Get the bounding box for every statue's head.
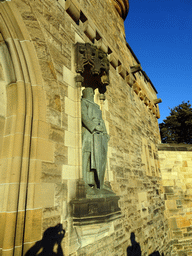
[82,87,94,101]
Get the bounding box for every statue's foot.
[85,184,100,196]
[100,184,115,195]
[88,184,95,188]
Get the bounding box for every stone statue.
[81,87,109,189]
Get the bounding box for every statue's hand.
[95,125,104,132]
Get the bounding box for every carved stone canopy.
[75,43,109,94]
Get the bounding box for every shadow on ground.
[25,223,65,256]
[127,232,164,256]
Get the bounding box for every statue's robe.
[81,98,108,187]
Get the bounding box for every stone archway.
[0,2,47,255]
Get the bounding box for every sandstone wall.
[159,144,192,256]
[0,0,171,255]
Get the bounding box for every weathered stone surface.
[159,144,192,256]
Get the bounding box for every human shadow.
[127,232,141,256]
[25,223,65,256]
[149,251,164,256]
[126,233,165,256]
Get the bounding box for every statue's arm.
[81,100,97,133]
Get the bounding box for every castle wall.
[0,0,171,255]
[159,144,192,256]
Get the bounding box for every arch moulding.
[0,1,46,255]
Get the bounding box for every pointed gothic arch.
[0,2,47,255]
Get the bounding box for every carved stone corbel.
[138,91,145,101]
[108,53,119,69]
[65,0,80,23]
[130,64,142,74]
[156,105,160,119]
[153,98,162,105]
[132,81,141,95]
[144,96,150,106]
[126,73,135,87]
[126,64,141,87]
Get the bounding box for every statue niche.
[76,43,110,192]
[70,43,121,226]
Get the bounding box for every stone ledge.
[158,143,192,151]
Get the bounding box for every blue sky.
[124,0,192,123]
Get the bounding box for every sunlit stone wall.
[159,144,192,256]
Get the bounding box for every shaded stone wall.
[159,144,192,256]
[0,0,172,255]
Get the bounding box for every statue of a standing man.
[81,87,109,189]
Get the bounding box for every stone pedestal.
[70,180,121,226]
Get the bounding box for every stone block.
[65,130,77,147]
[65,97,76,117]
[75,32,85,43]
[68,146,81,166]
[34,183,55,208]
[180,167,187,172]
[41,162,62,183]
[182,161,188,167]
[168,218,178,230]
[68,179,77,200]
[1,249,14,256]
[68,85,78,102]
[0,158,9,183]
[28,159,42,183]
[49,125,64,143]
[176,216,191,228]
[4,115,16,136]
[47,107,62,126]
[0,213,5,247]
[108,53,118,68]
[32,85,47,122]
[24,209,42,243]
[63,66,75,86]
[96,38,108,53]
[30,138,54,162]
[117,64,126,79]
[162,180,174,186]
[1,212,16,250]
[6,183,22,212]
[68,115,80,133]
[62,165,78,180]
[172,231,183,239]
[54,143,68,165]
[165,200,177,210]
[65,0,80,23]
[138,192,147,203]
[32,120,50,139]
[83,20,96,41]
